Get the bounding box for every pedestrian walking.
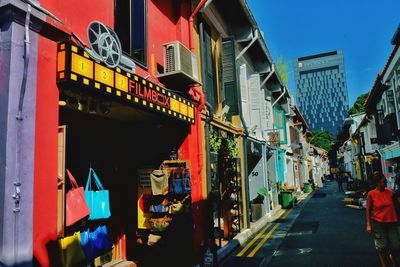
[366,172,399,267]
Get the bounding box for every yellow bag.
[59,232,86,267]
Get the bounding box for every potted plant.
[250,187,268,221]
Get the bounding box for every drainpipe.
[272,86,286,107]
[190,86,206,176]
[189,0,208,51]
[235,29,259,61]
[260,64,275,88]
[13,4,31,264]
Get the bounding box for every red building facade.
[0,0,205,266]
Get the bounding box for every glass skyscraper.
[294,50,349,137]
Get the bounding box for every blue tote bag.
[85,168,111,220]
[80,225,112,261]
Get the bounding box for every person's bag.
[150,170,168,195]
[65,169,90,226]
[59,232,86,267]
[85,168,111,220]
[80,225,113,261]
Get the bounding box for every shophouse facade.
[292,106,311,192]
[0,0,207,266]
[194,1,297,261]
[364,25,400,179]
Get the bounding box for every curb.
[216,205,289,263]
[215,206,282,263]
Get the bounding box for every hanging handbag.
[150,170,168,195]
[80,225,113,261]
[85,168,111,220]
[171,168,184,194]
[65,169,90,226]
[171,168,191,195]
[183,169,191,193]
[59,232,86,267]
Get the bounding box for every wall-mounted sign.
[56,42,195,124]
[273,108,287,144]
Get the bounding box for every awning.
[56,41,196,124]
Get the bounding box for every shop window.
[115,0,147,68]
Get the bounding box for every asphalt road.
[220,181,380,267]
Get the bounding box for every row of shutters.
[201,22,273,132]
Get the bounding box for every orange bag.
[66,169,90,226]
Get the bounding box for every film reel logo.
[85,21,136,73]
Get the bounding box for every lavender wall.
[0,18,38,266]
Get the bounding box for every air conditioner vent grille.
[165,45,176,73]
[178,42,192,76]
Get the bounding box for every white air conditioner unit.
[158,41,199,87]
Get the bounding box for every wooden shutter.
[240,64,250,125]
[222,37,239,118]
[201,23,216,110]
[248,74,261,134]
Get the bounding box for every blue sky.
[247,0,400,106]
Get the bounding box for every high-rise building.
[294,50,349,137]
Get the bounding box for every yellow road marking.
[236,210,286,256]
[248,223,280,257]
[247,208,294,257]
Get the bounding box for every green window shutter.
[200,22,216,111]
[222,37,239,118]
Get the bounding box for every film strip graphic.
[56,41,195,124]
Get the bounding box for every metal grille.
[165,45,176,73]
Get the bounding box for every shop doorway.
[58,99,192,265]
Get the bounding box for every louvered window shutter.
[240,64,250,125]
[240,64,248,102]
[222,37,239,119]
[248,74,261,134]
[201,23,216,110]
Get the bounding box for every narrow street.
[220,181,380,267]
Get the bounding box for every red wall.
[33,0,114,264]
[33,36,59,267]
[34,0,203,265]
